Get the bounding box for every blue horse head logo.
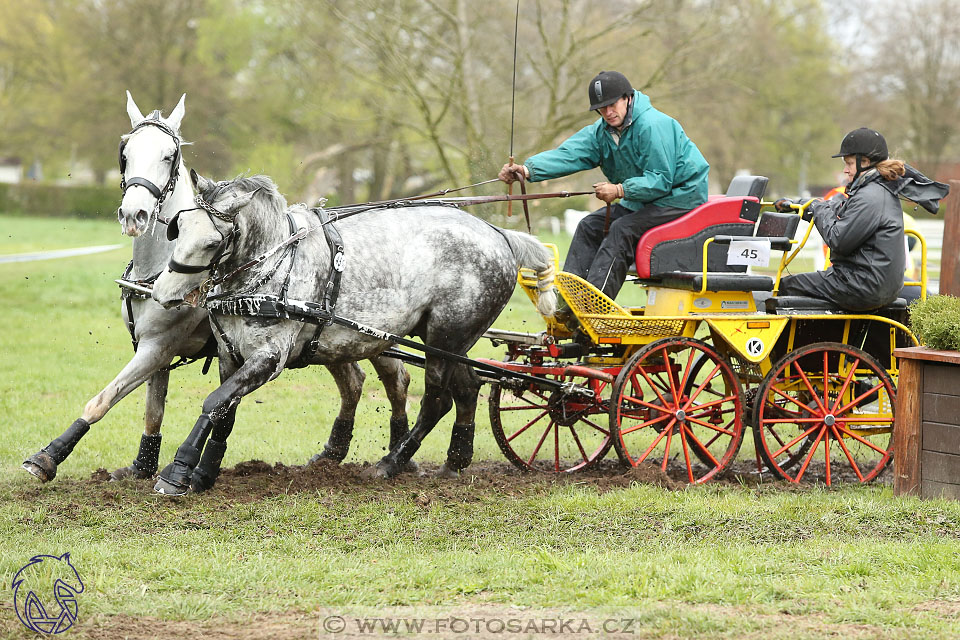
[12,553,84,635]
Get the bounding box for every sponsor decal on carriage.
[720,299,750,309]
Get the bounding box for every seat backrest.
[635,196,760,278]
[726,175,769,199]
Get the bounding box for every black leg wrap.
[155,414,212,496]
[190,439,227,493]
[23,418,91,482]
[130,432,163,476]
[388,416,410,450]
[445,422,476,471]
[387,431,422,468]
[319,417,355,463]
[48,418,91,464]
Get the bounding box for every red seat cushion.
[634,196,759,278]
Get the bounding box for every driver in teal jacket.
[499,70,709,309]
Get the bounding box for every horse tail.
[499,230,558,317]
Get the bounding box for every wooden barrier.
[893,346,960,499]
[939,180,960,295]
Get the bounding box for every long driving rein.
[118,111,182,226]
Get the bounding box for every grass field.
[1,213,959,639]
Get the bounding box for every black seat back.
[755,211,800,240]
[726,175,769,199]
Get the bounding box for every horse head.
[152,171,269,309]
[118,90,187,237]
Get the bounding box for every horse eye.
[205,240,221,250]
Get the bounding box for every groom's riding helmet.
[832,127,888,181]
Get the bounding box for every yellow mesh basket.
[554,272,688,343]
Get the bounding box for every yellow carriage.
[487,176,923,484]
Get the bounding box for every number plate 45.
[727,240,771,267]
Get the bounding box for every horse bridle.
[118,111,182,225]
[166,192,239,276]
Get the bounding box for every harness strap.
[208,312,243,369]
[302,207,343,362]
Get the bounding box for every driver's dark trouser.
[563,203,689,300]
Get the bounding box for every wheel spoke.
[794,427,826,483]
[630,418,675,463]
[833,423,891,455]
[554,422,560,472]
[635,365,669,407]
[620,412,673,435]
[683,424,721,468]
[792,361,828,414]
[621,392,676,414]
[684,361,723,408]
[834,381,886,416]
[677,347,698,400]
[578,416,611,436]
[829,357,860,413]
[679,423,695,483]
[770,422,822,459]
[662,423,674,471]
[661,346,681,402]
[525,419,555,465]
[685,394,736,415]
[768,384,818,414]
[568,425,590,463]
[507,409,550,442]
[824,426,832,486]
[686,415,736,436]
[830,424,865,482]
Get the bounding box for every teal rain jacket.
[524,91,709,211]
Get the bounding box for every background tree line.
[1,0,957,218]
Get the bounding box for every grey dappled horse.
[150,173,557,495]
[22,93,411,491]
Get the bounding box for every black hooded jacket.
[781,164,948,311]
[806,169,906,310]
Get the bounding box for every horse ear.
[224,190,258,213]
[191,168,212,192]
[167,93,186,131]
[126,90,144,126]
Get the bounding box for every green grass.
[2,214,960,639]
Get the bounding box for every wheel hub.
[675,409,687,422]
[823,414,836,427]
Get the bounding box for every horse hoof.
[435,463,462,479]
[402,459,420,474]
[22,452,56,483]
[109,464,153,482]
[308,450,344,466]
[154,462,191,496]
[153,476,188,496]
[373,460,400,479]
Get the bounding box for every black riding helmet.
[588,71,633,111]
[832,128,888,161]
[832,127,888,181]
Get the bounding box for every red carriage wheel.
[609,337,745,484]
[752,342,895,485]
[489,368,614,473]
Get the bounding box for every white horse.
[149,172,556,495]
[22,93,412,490]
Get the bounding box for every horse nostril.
[117,208,124,223]
[135,210,149,227]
